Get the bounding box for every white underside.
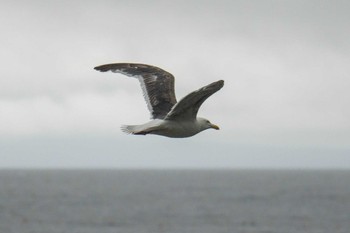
[121,119,204,138]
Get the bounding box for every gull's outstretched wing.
[94,63,177,119]
[165,80,224,121]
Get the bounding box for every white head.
[197,117,220,132]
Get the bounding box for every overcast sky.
[1,0,349,169]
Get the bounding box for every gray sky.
[1,0,349,169]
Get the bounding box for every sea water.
[0,170,349,233]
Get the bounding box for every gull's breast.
[152,120,200,138]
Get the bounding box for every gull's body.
[121,117,213,138]
[94,63,224,138]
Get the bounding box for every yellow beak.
[210,123,220,130]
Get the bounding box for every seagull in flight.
[94,63,224,138]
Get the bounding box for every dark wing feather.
[94,63,177,119]
[165,80,224,121]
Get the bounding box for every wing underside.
[94,63,177,119]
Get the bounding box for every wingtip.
[215,80,224,87]
[94,65,105,72]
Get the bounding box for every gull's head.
[197,117,220,131]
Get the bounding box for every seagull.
[94,63,224,138]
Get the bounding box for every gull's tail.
[121,125,148,135]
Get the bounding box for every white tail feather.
[121,125,147,135]
[121,125,136,134]
[121,120,163,135]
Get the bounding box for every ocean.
[0,170,349,233]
